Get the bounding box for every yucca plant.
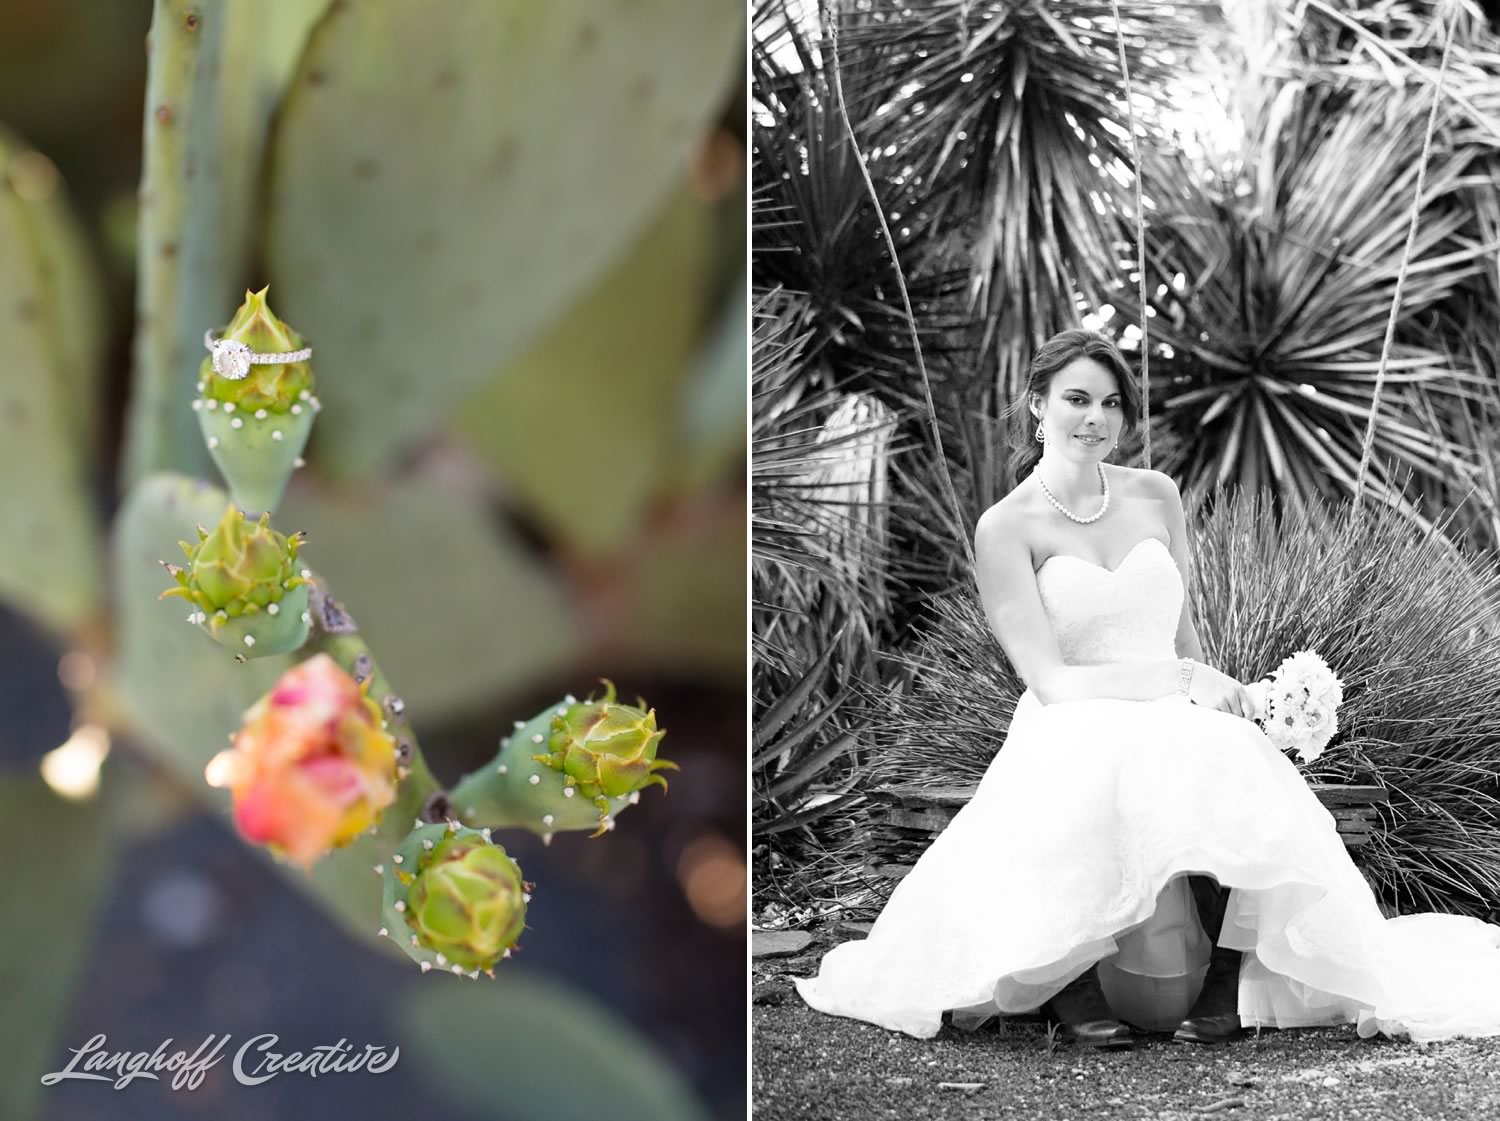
[751,0,973,404]
[1111,16,1500,527]
[845,488,1500,920]
[751,0,1225,591]
[829,0,1219,400]
[1289,0,1494,72]
[751,279,899,902]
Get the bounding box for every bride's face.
[1031,358,1125,457]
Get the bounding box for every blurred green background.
[0,2,747,1119]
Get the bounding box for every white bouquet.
[1244,650,1345,763]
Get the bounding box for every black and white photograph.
[751,0,1500,1116]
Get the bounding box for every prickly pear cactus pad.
[195,287,317,514]
[276,463,581,719]
[450,685,675,839]
[380,821,529,976]
[207,653,399,869]
[159,503,311,656]
[264,0,743,477]
[451,182,716,556]
[123,0,327,486]
[0,127,104,634]
[3,0,733,1090]
[0,124,105,454]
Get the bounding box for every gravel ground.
[753,959,1500,1121]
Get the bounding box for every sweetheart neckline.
[1036,536,1170,576]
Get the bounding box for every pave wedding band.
[203,328,313,381]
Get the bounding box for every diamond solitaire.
[204,328,312,381]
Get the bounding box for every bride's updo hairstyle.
[1006,327,1141,483]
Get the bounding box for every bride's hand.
[1186,663,1257,720]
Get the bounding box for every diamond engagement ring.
[203,329,313,381]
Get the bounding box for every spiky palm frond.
[750,286,825,575]
[752,2,975,403]
[1290,0,1498,73]
[751,634,867,874]
[751,279,902,885]
[751,286,900,608]
[828,0,1221,396]
[1112,78,1499,521]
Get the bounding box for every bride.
[794,328,1500,1047]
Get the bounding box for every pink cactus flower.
[212,654,398,868]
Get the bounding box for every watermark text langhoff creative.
[40,1033,399,1090]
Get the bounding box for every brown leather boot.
[1043,965,1132,1050]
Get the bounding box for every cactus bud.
[206,654,398,868]
[159,504,310,655]
[449,683,676,838]
[382,823,526,972]
[197,287,316,514]
[533,681,675,837]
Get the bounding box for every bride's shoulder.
[1108,464,1181,503]
[974,485,1042,553]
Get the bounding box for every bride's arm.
[974,506,1184,705]
[1152,471,1206,663]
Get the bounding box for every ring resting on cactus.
[194,287,318,515]
[159,503,311,656]
[203,325,314,381]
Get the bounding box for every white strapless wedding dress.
[795,537,1500,1042]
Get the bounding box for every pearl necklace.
[1037,464,1110,524]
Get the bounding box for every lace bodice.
[1035,537,1182,666]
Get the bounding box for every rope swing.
[1109,1,1153,470]
[821,1,978,572]
[1352,13,1455,529]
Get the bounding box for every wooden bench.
[864,782,1389,881]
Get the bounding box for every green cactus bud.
[381,822,527,975]
[195,287,317,514]
[448,684,676,840]
[159,504,310,656]
[533,681,676,838]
